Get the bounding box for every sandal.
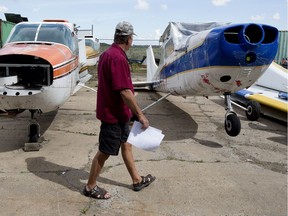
[83,185,111,199]
[133,174,156,191]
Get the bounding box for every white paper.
[127,121,165,152]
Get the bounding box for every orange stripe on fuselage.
[53,56,79,78]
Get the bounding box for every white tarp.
[160,22,229,51]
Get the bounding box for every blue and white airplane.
[134,22,279,137]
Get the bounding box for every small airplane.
[231,62,288,122]
[78,36,101,67]
[0,19,91,144]
[134,22,279,137]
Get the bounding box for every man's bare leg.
[121,142,142,184]
[86,151,110,189]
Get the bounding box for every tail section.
[132,46,160,89]
[146,45,158,82]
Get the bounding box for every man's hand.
[120,89,149,129]
[138,114,149,129]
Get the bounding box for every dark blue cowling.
[160,23,279,79]
[209,23,279,66]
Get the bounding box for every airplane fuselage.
[151,23,278,97]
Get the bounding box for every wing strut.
[76,82,97,92]
[142,93,171,112]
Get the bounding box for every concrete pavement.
[0,77,287,216]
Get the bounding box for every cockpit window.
[8,24,38,42]
[6,23,78,55]
[37,24,67,45]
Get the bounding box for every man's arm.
[120,89,149,129]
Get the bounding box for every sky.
[0,0,287,45]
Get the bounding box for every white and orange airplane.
[0,19,91,143]
[135,22,279,136]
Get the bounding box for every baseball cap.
[115,21,136,36]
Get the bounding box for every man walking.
[83,21,156,199]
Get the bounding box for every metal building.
[275,30,288,65]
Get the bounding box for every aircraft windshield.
[8,24,38,42]
[7,23,71,47]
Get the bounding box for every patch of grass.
[100,43,161,61]
[80,205,90,215]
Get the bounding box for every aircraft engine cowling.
[207,23,279,67]
[0,54,53,88]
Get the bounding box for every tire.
[245,100,261,121]
[225,113,241,137]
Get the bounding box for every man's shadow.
[26,157,131,192]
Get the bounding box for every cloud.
[0,5,8,12]
[273,12,280,20]
[211,0,231,6]
[134,0,149,11]
[250,14,265,21]
[160,4,168,11]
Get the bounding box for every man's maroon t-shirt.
[96,43,134,123]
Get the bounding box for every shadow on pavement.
[0,110,58,152]
[26,157,130,193]
[137,91,198,141]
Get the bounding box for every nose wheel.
[23,110,41,151]
[224,93,241,137]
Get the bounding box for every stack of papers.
[127,121,165,152]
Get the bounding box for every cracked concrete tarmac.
[0,74,287,216]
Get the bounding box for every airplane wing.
[233,62,288,121]
[133,80,161,89]
[236,86,288,113]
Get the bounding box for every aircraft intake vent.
[242,24,264,44]
[261,25,279,44]
[223,24,278,46]
[223,26,242,44]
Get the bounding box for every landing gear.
[224,93,241,137]
[28,110,40,142]
[245,101,261,121]
[23,110,41,151]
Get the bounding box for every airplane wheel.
[224,113,241,137]
[245,101,261,121]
